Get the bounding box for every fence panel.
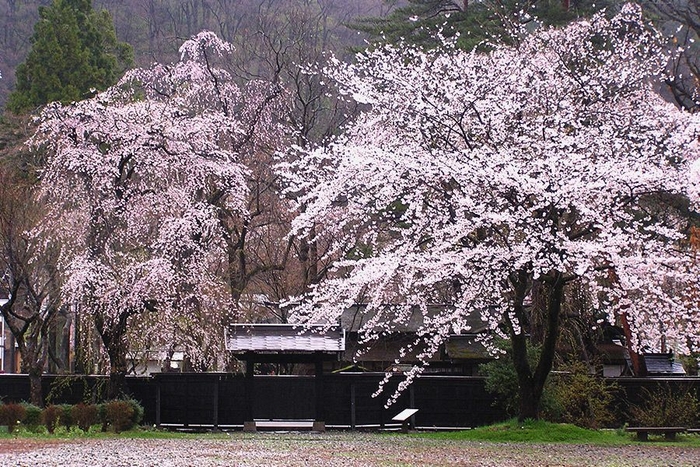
[252,376,316,420]
[1,374,698,429]
[413,376,506,427]
[217,374,247,426]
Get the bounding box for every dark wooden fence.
[0,373,505,428]
[142,373,507,429]
[1,373,698,429]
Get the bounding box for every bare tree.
[645,0,700,112]
[0,168,60,405]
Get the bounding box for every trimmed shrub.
[126,399,144,427]
[103,400,135,433]
[22,403,43,431]
[98,403,107,432]
[72,403,99,432]
[1,403,26,433]
[58,404,73,430]
[630,385,699,427]
[42,405,63,434]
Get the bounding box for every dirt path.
[0,432,698,466]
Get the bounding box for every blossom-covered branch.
[282,5,700,418]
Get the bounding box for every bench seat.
[625,426,687,441]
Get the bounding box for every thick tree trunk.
[508,270,566,421]
[106,342,128,399]
[20,353,44,407]
[18,332,48,407]
[28,370,43,407]
[518,382,540,420]
[96,311,131,399]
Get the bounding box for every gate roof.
[226,324,345,353]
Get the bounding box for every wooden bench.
[392,408,419,433]
[625,426,687,441]
[248,419,324,432]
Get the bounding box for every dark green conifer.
[7,0,132,114]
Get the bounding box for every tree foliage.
[283,5,700,419]
[6,0,132,114]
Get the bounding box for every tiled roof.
[226,324,345,353]
[597,342,629,363]
[444,335,491,360]
[643,353,686,375]
[340,304,490,333]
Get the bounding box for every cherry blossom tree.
[282,5,700,419]
[32,32,260,396]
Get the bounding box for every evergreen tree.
[350,0,619,50]
[6,0,132,114]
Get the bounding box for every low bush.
[546,362,617,429]
[42,405,62,434]
[0,403,26,433]
[630,385,699,427]
[126,399,144,427]
[58,404,73,430]
[103,400,135,433]
[22,403,43,432]
[72,403,99,432]
[0,399,143,435]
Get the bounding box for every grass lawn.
[2,419,699,446]
[417,419,700,446]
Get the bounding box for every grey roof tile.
[226,324,345,352]
[644,353,686,375]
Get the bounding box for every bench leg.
[312,421,326,432]
[636,431,648,441]
[665,432,676,441]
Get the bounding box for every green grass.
[0,424,240,440]
[2,420,700,448]
[416,419,700,446]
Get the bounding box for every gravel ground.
[1,432,699,466]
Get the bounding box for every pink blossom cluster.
[282,5,700,403]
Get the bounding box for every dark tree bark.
[507,269,568,421]
[95,308,135,399]
[0,170,59,407]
